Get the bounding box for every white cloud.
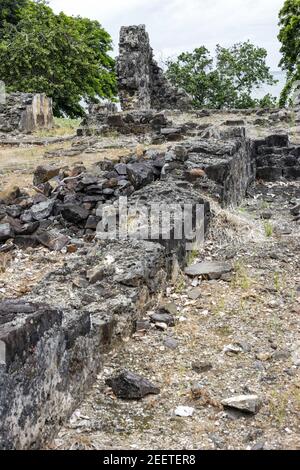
[48,0,284,69]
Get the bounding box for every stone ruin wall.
[1,23,300,450]
[2,124,300,448]
[0,93,53,134]
[116,25,192,111]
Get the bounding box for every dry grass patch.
[0,253,12,273]
[0,142,132,196]
[208,200,266,247]
[33,117,80,137]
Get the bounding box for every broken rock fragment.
[33,164,60,186]
[35,229,69,251]
[291,342,300,366]
[192,361,213,373]
[86,264,115,284]
[106,370,160,399]
[160,302,178,316]
[0,223,14,242]
[163,337,179,350]
[222,395,262,415]
[126,162,154,189]
[223,343,244,355]
[30,200,54,221]
[290,203,300,216]
[185,261,233,280]
[188,287,202,300]
[61,205,90,225]
[150,311,175,326]
[14,221,39,236]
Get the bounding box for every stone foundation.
[78,109,170,136]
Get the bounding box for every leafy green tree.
[0,0,27,29]
[165,47,218,107]
[166,41,277,109]
[0,0,116,117]
[215,42,277,108]
[278,0,300,106]
[258,93,278,109]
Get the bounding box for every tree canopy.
[0,0,116,117]
[278,0,300,106]
[166,42,277,109]
[0,0,27,29]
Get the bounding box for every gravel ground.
[47,181,300,450]
[0,246,66,300]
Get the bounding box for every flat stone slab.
[221,395,262,414]
[0,135,75,147]
[150,312,175,326]
[185,261,232,279]
[188,287,202,300]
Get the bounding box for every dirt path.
[47,180,300,451]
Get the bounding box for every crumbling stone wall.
[0,93,53,134]
[255,134,300,180]
[0,179,210,448]
[78,109,170,136]
[117,25,191,111]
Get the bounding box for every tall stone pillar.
[117,25,152,111]
[117,25,192,112]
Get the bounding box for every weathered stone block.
[33,165,60,186]
[0,93,53,134]
[0,223,13,241]
[256,167,283,181]
[126,162,155,189]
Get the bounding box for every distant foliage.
[258,93,278,109]
[166,42,277,109]
[0,0,116,117]
[278,0,300,106]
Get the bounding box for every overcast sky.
[48,0,284,70]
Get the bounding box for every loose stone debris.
[221,395,262,415]
[175,406,195,417]
[192,361,213,374]
[185,261,233,279]
[105,371,160,399]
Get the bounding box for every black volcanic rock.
[106,370,160,399]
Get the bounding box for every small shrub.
[232,261,252,290]
[264,221,273,237]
